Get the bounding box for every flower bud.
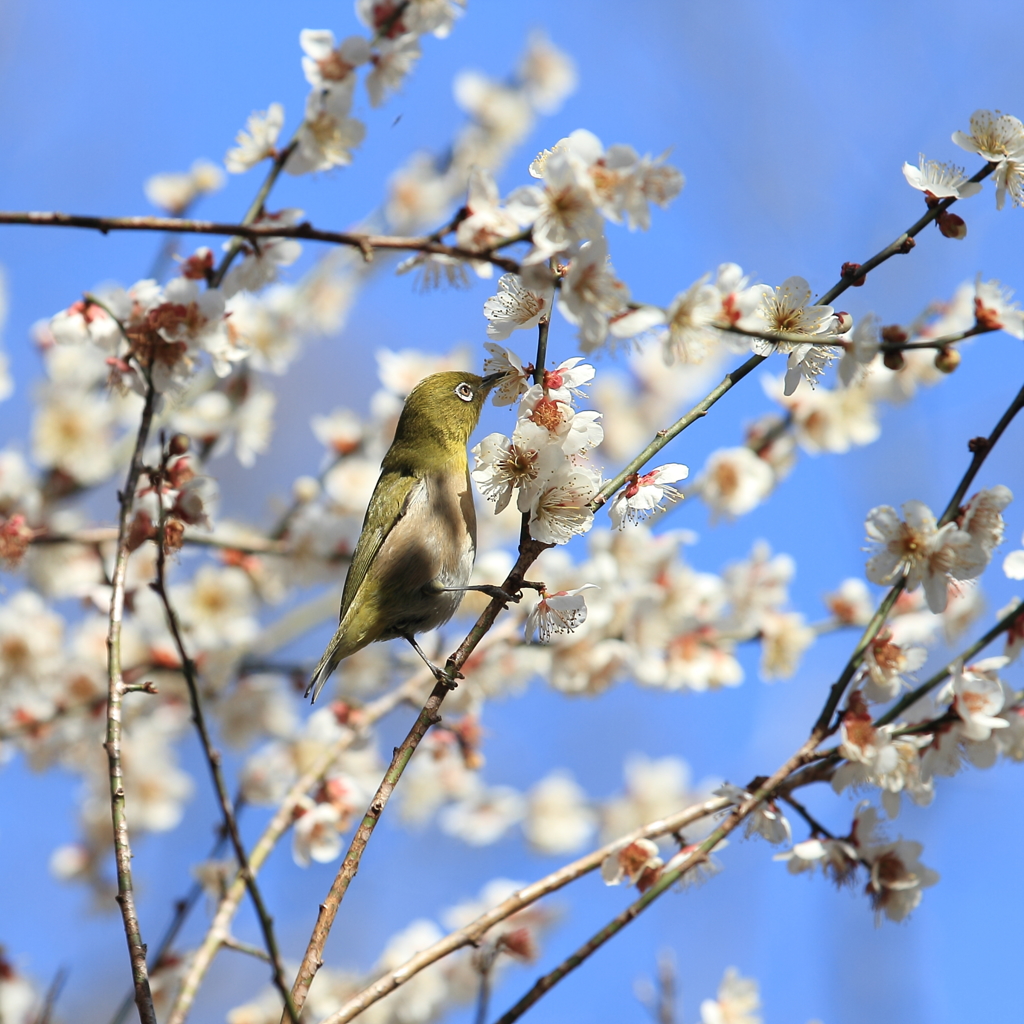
[292,475,320,503]
[835,311,854,334]
[880,325,908,345]
[883,349,905,371]
[840,262,866,286]
[169,433,191,456]
[934,346,961,373]
[937,211,967,239]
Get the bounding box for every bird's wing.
[338,470,421,622]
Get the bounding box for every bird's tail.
[306,629,361,703]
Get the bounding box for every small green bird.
[306,370,506,702]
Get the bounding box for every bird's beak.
[480,371,507,391]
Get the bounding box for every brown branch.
[104,376,159,1024]
[0,211,521,274]
[317,796,731,1024]
[150,444,300,1024]
[164,661,466,1024]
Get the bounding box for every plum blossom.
[662,274,719,363]
[902,154,982,199]
[485,272,557,339]
[518,31,577,114]
[714,783,791,844]
[608,464,688,529]
[952,109,1024,209]
[225,103,285,173]
[455,168,521,277]
[472,424,564,514]
[481,342,533,403]
[525,585,597,642]
[699,967,761,1024]
[557,238,630,351]
[862,630,927,702]
[939,657,1011,742]
[601,837,662,888]
[746,276,838,394]
[773,837,860,884]
[528,466,600,544]
[439,783,526,845]
[865,501,972,612]
[366,33,422,107]
[292,800,344,867]
[824,577,874,626]
[973,278,1024,338]
[144,160,225,214]
[285,87,365,176]
[523,771,596,854]
[861,835,939,923]
[506,145,603,262]
[298,30,370,90]
[221,210,304,297]
[696,446,775,519]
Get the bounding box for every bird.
[306,369,507,702]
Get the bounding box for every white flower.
[662,274,719,363]
[439,784,526,845]
[773,837,859,882]
[170,565,258,650]
[49,298,123,350]
[144,160,225,214]
[506,147,602,261]
[482,274,552,340]
[482,342,533,404]
[455,167,521,277]
[860,836,939,923]
[557,238,630,352]
[366,33,422,107]
[225,103,285,173]
[974,278,1024,339]
[838,312,880,386]
[518,31,577,114]
[746,276,837,395]
[955,484,1012,577]
[528,466,600,544]
[600,837,662,887]
[285,86,365,175]
[609,464,688,528]
[523,771,596,854]
[221,210,304,297]
[902,154,982,199]
[700,967,762,1024]
[525,584,597,642]
[1005,532,1024,580]
[952,108,1024,161]
[759,611,815,680]
[865,501,971,612]
[949,107,1024,208]
[714,783,791,845]
[943,657,1011,742]
[472,425,564,514]
[602,755,700,840]
[32,389,115,484]
[862,630,927,702]
[293,801,343,867]
[696,446,774,519]
[299,30,370,90]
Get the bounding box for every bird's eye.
[455,382,474,402]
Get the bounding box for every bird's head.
[383,370,506,473]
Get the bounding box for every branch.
[492,735,823,1024]
[317,796,730,1024]
[0,211,522,274]
[150,448,300,1024]
[284,318,556,1020]
[104,375,159,1024]
[165,664,462,1024]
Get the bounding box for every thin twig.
[221,936,273,963]
[317,796,731,1024]
[164,666,445,1024]
[151,444,300,1024]
[32,965,68,1024]
[104,375,159,1024]
[0,211,521,274]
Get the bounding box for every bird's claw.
[476,584,520,604]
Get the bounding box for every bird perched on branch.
[307,370,507,702]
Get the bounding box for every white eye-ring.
[455,382,474,402]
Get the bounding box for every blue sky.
[2,2,1024,1023]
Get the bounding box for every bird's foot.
[521,579,546,593]
[444,583,521,605]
